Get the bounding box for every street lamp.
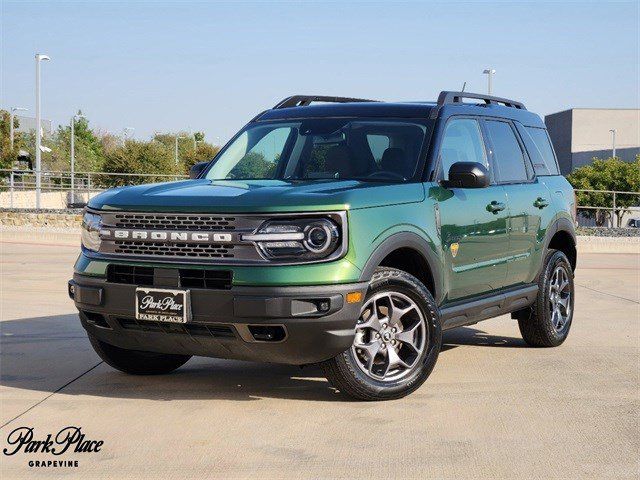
[70,112,85,204]
[35,53,50,209]
[122,127,135,145]
[175,135,188,165]
[482,68,496,95]
[10,107,28,149]
[609,129,617,158]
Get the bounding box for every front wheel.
[321,267,441,401]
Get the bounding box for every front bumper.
[70,274,368,365]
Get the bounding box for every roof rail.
[430,91,526,118]
[273,95,379,109]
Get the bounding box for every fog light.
[346,292,362,304]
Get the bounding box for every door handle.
[533,197,549,209]
[486,200,506,214]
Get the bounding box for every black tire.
[321,267,441,401]
[518,249,575,347]
[88,333,191,375]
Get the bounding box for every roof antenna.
[461,81,467,92]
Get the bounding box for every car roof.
[258,102,437,120]
[256,97,545,128]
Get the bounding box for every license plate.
[135,288,191,323]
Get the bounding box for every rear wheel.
[518,249,575,347]
[88,333,191,375]
[321,267,441,401]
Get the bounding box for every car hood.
[88,179,425,213]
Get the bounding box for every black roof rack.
[431,91,526,118]
[273,95,379,109]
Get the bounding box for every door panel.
[503,180,554,285]
[435,185,510,302]
[483,119,552,287]
[433,117,510,304]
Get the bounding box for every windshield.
[204,118,428,182]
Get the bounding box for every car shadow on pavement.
[442,326,527,351]
[1,314,525,404]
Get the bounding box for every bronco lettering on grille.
[100,229,233,243]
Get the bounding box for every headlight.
[243,217,342,261]
[81,211,102,252]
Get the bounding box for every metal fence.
[1,170,638,228]
[0,169,188,209]
[574,189,640,228]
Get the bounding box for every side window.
[439,119,488,180]
[525,127,560,175]
[485,120,529,183]
[366,134,390,164]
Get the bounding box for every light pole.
[35,53,50,209]
[482,68,496,95]
[175,135,187,165]
[122,127,135,145]
[609,129,617,158]
[10,107,28,149]
[70,112,85,204]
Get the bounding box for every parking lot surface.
[1,231,638,479]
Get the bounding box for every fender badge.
[450,242,459,258]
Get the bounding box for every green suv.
[70,91,577,400]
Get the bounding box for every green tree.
[54,112,105,172]
[567,156,640,227]
[100,139,181,187]
[227,152,275,179]
[3,111,107,175]
[0,109,30,170]
[181,142,220,174]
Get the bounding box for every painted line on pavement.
[0,361,103,430]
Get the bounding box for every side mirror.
[442,162,490,189]
[189,161,209,179]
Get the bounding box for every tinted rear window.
[524,127,560,175]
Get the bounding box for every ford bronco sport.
[70,91,577,400]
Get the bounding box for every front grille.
[113,213,237,231]
[107,265,154,286]
[113,241,235,258]
[179,269,233,289]
[117,318,236,338]
[107,265,233,290]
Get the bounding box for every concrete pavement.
[0,232,638,479]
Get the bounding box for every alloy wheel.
[351,291,427,382]
[549,265,572,331]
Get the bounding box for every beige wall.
[0,190,102,209]
[571,109,639,153]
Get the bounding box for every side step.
[439,285,538,331]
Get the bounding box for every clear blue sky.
[2,1,638,142]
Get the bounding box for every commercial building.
[544,109,639,174]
